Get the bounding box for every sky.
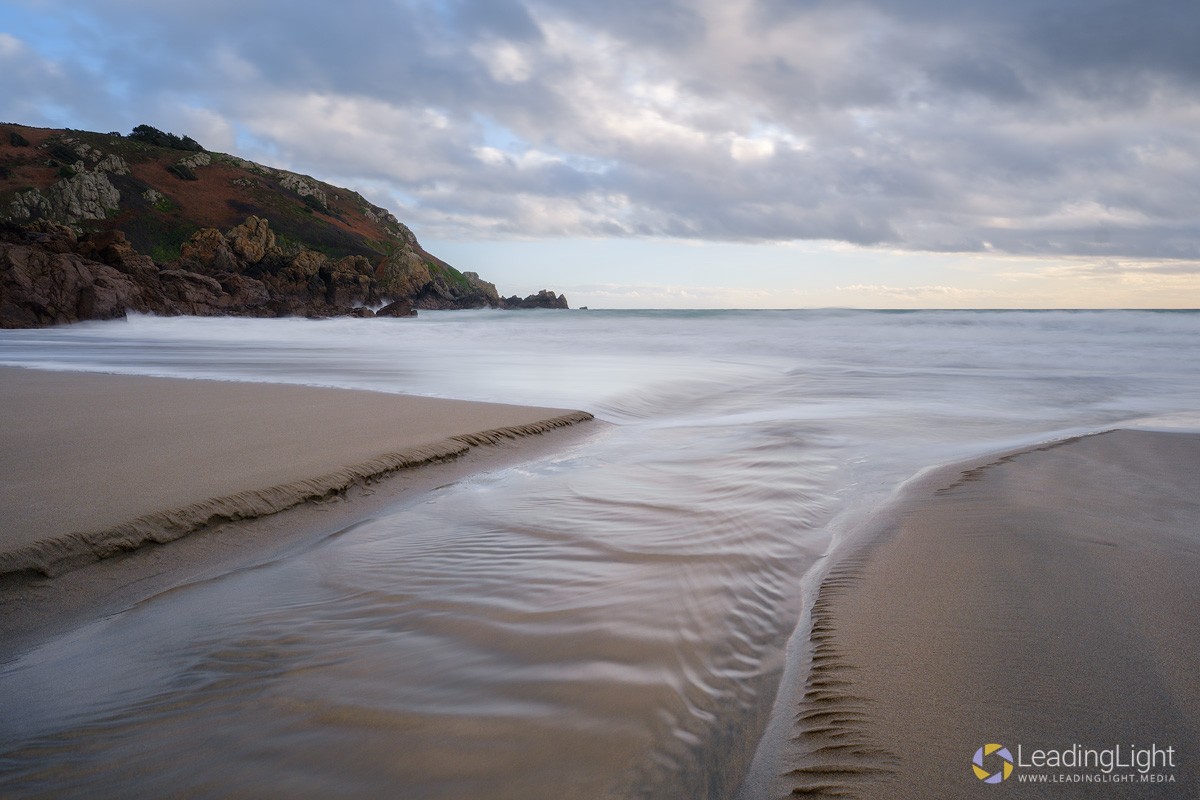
[3,0,1199,308]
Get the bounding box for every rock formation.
[503,289,570,309]
[0,123,573,327]
[8,165,121,224]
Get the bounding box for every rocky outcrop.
[95,154,130,176]
[502,289,570,309]
[216,273,271,309]
[463,271,501,305]
[358,196,419,245]
[0,237,146,327]
[222,155,276,177]
[177,152,211,171]
[77,230,158,280]
[377,248,432,299]
[374,251,509,310]
[179,215,282,277]
[157,270,226,315]
[179,227,239,273]
[1,220,265,325]
[7,190,52,223]
[53,137,129,174]
[2,123,572,327]
[282,248,327,283]
[326,256,375,307]
[7,164,121,224]
[1,212,573,327]
[226,215,278,264]
[279,173,328,209]
[377,299,417,317]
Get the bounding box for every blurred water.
[1,309,1198,798]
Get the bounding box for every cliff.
[0,123,569,327]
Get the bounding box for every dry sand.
[779,429,1200,799]
[0,367,593,579]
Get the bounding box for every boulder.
[157,270,225,315]
[78,230,157,279]
[216,273,270,310]
[20,220,79,254]
[377,248,432,298]
[327,256,374,306]
[284,249,328,281]
[0,242,144,327]
[179,228,239,274]
[377,299,417,317]
[225,215,277,264]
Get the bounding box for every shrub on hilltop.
[127,124,205,152]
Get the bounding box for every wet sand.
[779,429,1200,798]
[0,367,593,579]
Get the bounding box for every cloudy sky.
[4,0,1199,307]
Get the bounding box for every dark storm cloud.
[4,0,1200,259]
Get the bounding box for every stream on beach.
[1,309,1199,798]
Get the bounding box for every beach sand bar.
[0,367,592,578]
[781,429,1200,798]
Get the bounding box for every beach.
[779,429,1200,798]
[1,310,1199,798]
[0,366,595,646]
[0,366,593,579]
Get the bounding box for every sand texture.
[0,367,592,578]
[780,429,1200,799]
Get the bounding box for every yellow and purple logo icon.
[973,743,1015,783]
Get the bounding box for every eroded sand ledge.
[778,429,1200,799]
[0,367,593,578]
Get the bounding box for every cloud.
[0,32,111,125]
[1026,257,1200,278]
[4,0,1200,261]
[836,283,986,299]
[566,281,776,308]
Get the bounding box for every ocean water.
[1,309,1198,798]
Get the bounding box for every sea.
[1,309,1198,798]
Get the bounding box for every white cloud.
[837,284,984,298]
[729,135,774,161]
[0,32,24,58]
[566,281,776,308]
[471,39,534,83]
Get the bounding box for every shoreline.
[0,367,595,580]
[0,418,602,657]
[774,428,1200,798]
